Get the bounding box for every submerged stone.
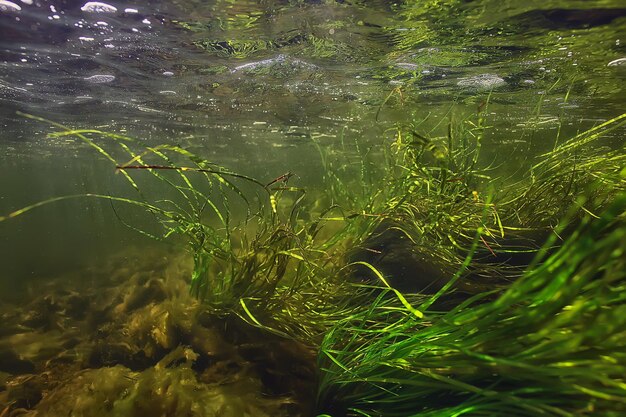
[6,374,44,409]
[348,221,453,294]
[0,347,35,374]
[86,341,151,370]
[121,278,168,312]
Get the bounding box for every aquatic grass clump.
[316,194,626,417]
[2,113,367,343]
[2,106,625,416]
[4,110,623,335]
[339,105,626,294]
[312,106,520,295]
[508,113,626,227]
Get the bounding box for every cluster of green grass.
[2,108,624,415]
[309,108,625,416]
[316,193,625,416]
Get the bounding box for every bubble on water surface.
[231,54,318,75]
[457,73,506,90]
[607,58,626,66]
[84,74,115,83]
[394,63,419,71]
[0,0,21,12]
[80,2,117,13]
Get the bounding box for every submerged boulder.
[36,351,298,417]
[349,219,557,301]
[5,373,45,409]
[119,278,168,313]
[0,347,35,374]
[348,220,453,294]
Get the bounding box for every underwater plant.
[1,107,624,416]
[315,192,626,416]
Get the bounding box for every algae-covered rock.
[86,341,151,370]
[21,296,61,330]
[37,349,297,417]
[2,250,310,416]
[35,366,135,416]
[5,374,45,409]
[349,220,453,294]
[0,347,35,375]
[119,278,168,313]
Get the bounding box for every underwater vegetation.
[1,106,625,416]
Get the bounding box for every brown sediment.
[0,248,316,416]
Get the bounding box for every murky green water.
[0,0,624,303]
[0,1,625,415]
[1,0,624,285]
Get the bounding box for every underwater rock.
[0,313,31,337]
[34,359,297,417]
[121,278,168,312]
[0,347,35,374]
[350,220,563,299]
[187,323,230,361]
[149,309,179,351]
[63,292,91,320]
[34,366,135,416]
[22,296,61,330]
[61,337,81,350]
[237,338,317,414]
[6,374,45,409]
[85,306,113,330]
[349,221,453,294]
[86,341,151,371]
